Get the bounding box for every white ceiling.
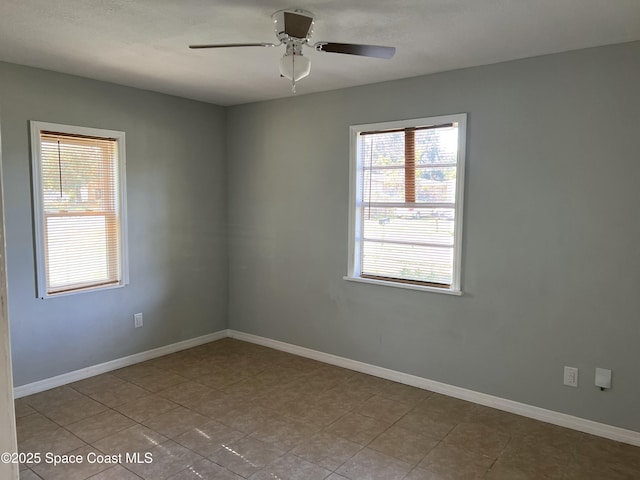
[1,0,639,106]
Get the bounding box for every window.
[346,114,466,295]
[30,122,128,298]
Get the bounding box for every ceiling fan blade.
[189,43,277,49]
[314,42,395,59]
[284,11,313,38]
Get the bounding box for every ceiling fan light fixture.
[279,52,311,82]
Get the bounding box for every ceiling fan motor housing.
[272,9,315,43]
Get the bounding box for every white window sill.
[343,276,463,296]
[39,282,126,300]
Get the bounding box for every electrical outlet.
[564,366,578,387]
[134,313,143,328]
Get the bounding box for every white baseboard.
[227,329,640,447]
[13,329,229,398]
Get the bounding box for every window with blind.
[346,114,466,294]
[30,122,128,298]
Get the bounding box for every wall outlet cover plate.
[595,368,612,389]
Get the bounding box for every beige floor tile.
[443,422,510,457]
[248,453,332,480]
[111,363,163,383]
[86,465,142,479]
[114,394,179,423]
[176,386,230,408]
[167,458,243,479]
[325,475,349,480]
[16,413,59,442]
[31,445,111,480]
[252,366,307,387]
[516,423,584,454]
[403,467,443,479]
[18,469,43,480]
[70,374,126,396]
[252,386,302,417]
[314,385,373,410]
[324,413,390,445]
[170,361,224,380]
[167,356,203,371]
[273,355,324,372]
[89,382,150,408]
[19,426,86,457]
[185,393,244,421]
[174,420,245,457]
[222,379,277,401]
[157,381,216,406]
[93,424,168,456]
[144,354,190,372]
[484,461,544,480]
[499,439,569,479]
[208,436,284,478]
[576,433,640,469]
[343,373,393,395]
[292,431,363,471]
[304,365,354,385]
[288,388,333,406]
[124,440,203,480]
[563,452,639,480]
[37,395,108,426]
[469,405,534,436]
[413,394,478,423]
[130,371,189,393]
[192,368,253,390]
[65,410,136,443]
[143,407,210,438]
[368,425,439,465]
[285,372,341,395]
[395,409,457,440]
[419,443,494,480]
[237,363,273,378]
[22,386,85,412]
[249,415,318,451]
[600,459,640,479]
[336,447,412,480]
[14,399,37,418]
[357,394,412,424]
[214,405,272,434]
[378,382,431,406]
[282,401,350,428]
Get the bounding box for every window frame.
[345,113,467,295]
[30,121,129,299]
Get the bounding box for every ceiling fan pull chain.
[292,53,297,93]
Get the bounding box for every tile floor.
[14,338,640,479]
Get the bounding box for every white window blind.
[348,114,466,293]
[31,122,128,298]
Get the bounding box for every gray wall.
[226,41,640,431]
[0,62,228,387]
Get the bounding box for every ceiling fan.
[189,8,396,92]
